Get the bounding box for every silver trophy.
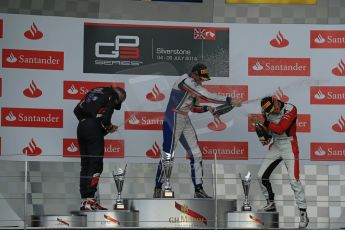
[162,154,174,198]
[112,164,127,210]
[239,171,252,211]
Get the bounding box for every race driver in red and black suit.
[153,63,242,198]
[74,86,126,211]
[251,96,309,228]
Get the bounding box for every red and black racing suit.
[74,86,121,199]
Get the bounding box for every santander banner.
[248,57,310,76]
[310,86,345,104]
[63,139,124,158]
[2,49,64,70]
[247,114,311,133]
[201,85,248,103]
[63,81,125,100]
[124,111,164,130]
[310,30,345,48]
[1,107,63,128]
[1,14,345,165]
[198,141,248,160]
[311,143,345,161]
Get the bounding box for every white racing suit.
[257,102,307,210]
[155,74,229,188]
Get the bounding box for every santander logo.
[24,22,43,40]
[2,49,64,70]
[311,142,345,161]
[67,84,78,95]
[63,81,125,100]
[22,138,42,156]
[272,87,289,102]
[146,141,161,158]
[125,111,164,130]
[312,88,326,100]
[23,80,42,98]
[146,84,165,102]
[207,117,227,131]
[199,141,248,160]
[6,53,17,63]
[67,142,79,153]
[63,139,80,157]
[1,107,63,128]
[311,30,345,48]
[314,146,326,156]
[270,31,289,48]
[332,115,345,132]
[128,113,140,125]
[310,86,345,104]
[312,34,326,44]
[332,59,345,76]
[5,111,16,121]
[248,57,310,76]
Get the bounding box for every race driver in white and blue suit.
[153,63,242,198]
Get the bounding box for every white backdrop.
[0,13,344,164]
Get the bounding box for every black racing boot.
[152,187,162,198]
[194,185,212,198]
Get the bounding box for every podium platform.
[128,198,237,228]
[227,211,279,228]
[75,210,139,227]
[33,198,285,228]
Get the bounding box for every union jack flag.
[194,28,206,39]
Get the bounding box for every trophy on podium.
[162,154,174,198]
[112,164,127,210]
[239,171,252,211]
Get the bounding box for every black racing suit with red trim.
[257,101,307,210]
[155,74,231,189]
[74,86,120,199]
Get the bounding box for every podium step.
[76,210,139,227]
[226,211,279,228]
[31,215,86,227]
[128,198,237,228]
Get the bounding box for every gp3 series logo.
[95,35,139,59]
